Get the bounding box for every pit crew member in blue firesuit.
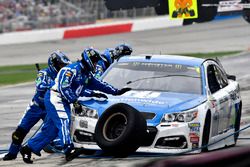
[3,51,71,161]
[94,44,133,79]
[94,48,115,79]
[20,48,131,163]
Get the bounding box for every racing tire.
[154,0,169,15]
[172,11,178,18]
[95,103,147,157]
[234,102,242,143]
[201,110,211,152]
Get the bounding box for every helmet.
[114,44,133,58]
[103,48,115,68]
[48,50,71,73]
[81,48,105,73]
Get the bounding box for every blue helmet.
[81,48,105,73]
[103,48,115,67]
[48,50,71,73]
[114,44,133,59]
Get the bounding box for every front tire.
[201,111,211,152]
[234,102,242,143]
[95,103,147,157]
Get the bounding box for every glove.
[92,92,108,99]
[116,87,131,95]
[73,101,82,114]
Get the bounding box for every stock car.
[71,54,242,156]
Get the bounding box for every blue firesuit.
[7,67,56,157]
[27,61,119,155]
[94,60,107,79]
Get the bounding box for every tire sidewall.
[95,103,146,155]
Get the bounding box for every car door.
[206,62,230,137]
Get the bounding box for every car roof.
[118,54,205,67]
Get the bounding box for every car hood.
[78,90,207,126]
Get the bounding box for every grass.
[0,63,47,86]
[0,51,242,86]
[183,51,241,58]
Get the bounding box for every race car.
[71,54,242,156]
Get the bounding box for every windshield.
[103,62,202,94]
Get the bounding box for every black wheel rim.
[103,112,127,142]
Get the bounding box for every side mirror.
[227,74,236,81]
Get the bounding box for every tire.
[201,111,211,152]
[154,0,169,15]
[95,103,147,157]
[234,102,242,143]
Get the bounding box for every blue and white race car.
[71,54,242,156]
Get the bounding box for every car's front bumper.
[71,115,202,154]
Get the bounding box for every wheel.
[172,11,178,18]
[154,0,169,15]
[234,102,242,143]
[201,111,211,152]
[95,103,147,157]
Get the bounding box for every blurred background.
[0,0,248,33]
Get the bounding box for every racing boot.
[20,145,33,164]
[2,153,17,161]
[65,144,85,161]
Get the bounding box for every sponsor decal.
[192,143,199,149]
[188,123,200,128]
[62,80,69,87]
[65,71,72,77]
[80,120,88,128]
[126,91,161,98]
[189,133,200,143]
[109,97,165,105]
[36,77,42,85]
[218,0,242,12]
[171,124,179,127]
[169,0,198,19]
[38,73,43,77]
[189,123,200,137]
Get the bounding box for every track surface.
[0,17,250,166]
[0,17,249,66]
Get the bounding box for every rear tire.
[95,103,147,157]
[201,111,211,152]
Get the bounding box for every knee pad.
[12,127,28,145]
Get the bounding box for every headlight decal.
[75,105,98,119]
[161,109,198,123]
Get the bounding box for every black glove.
[92,92,108,99]
[73,101,82,114]
[116,87,132,95]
